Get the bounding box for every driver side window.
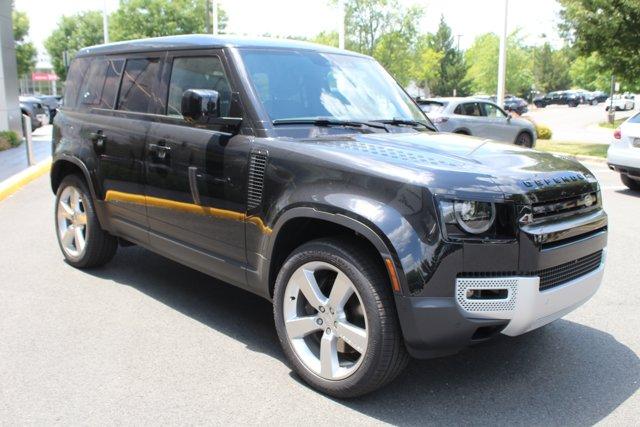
[166,56,231,117]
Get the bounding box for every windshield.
[239,48,428,126]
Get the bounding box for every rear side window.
[63,58,91,108]
[78,58,124,109]
[455,102,482,116]
[166,56,232,117]
[117,58,162,113]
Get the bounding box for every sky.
[14,0,565,66]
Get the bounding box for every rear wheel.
[273,238,409,398]
[515,131,533,148]
[591,99,598,106]
[55,174,118,268]
[621,174,640,191]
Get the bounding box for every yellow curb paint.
[0,158,52,202]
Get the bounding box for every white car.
[605,94,635,111]
[608,112,640,190]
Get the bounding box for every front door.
[144,50,250,286]
[479,102,517,143]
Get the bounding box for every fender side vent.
[247,152,267,209]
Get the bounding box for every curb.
[0,157,52,202]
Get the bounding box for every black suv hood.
[296,132,598,203]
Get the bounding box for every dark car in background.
[19,96,48,131]
[34,95,62,124]
[503,95,528,115]
[534,90,582,108]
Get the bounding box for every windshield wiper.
[272,117,389,131]
[373,118,436,131]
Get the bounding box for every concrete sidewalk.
[0,125,52,182]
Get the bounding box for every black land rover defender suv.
[51,36,607,398]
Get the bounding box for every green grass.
[599,117,627,129]
[535,140,608,158]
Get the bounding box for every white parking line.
[600,185,627,191]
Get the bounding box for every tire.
[273,238,409,398]
[621,174,640,191]
[55,174,118,268]
[515,131,533,148]
[591,99,598,106]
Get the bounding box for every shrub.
[536,124,553,140]
[0,130,20,151]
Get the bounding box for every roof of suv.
[77,34,365,57]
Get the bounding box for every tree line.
[12,0,640,97]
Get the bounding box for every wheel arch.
[264,207,399,299]
[51,155,99,201]
[453,128,471,135]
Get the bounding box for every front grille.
[459,250,603,291]
[538,250,603,290]
[532,192,598,219]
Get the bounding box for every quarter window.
[78,58,124,109]
[117,58,162,113]
[63,58,91,109]
[166,56,232,117]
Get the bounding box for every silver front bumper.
[455,249,606,336]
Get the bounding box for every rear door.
[453,102,485,136]
[143,49,251,285]
[78,54,164,243]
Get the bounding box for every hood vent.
[247,152,267,209]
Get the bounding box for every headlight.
[439,199,497,235]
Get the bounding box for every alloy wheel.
[57,186,88,259]
[283,261,368,381]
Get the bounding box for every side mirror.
[507,113,512,122]
[181,89,220,122]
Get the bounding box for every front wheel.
[621,174,640,191]
[515,131,533,148]
[273,238,409,398]
[55,174,118,268]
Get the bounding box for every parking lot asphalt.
[525,104,636,145]
[0,125,52,182]
[0,164,638,425]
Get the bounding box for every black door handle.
[148,143,171,160]
[89,130,107,151]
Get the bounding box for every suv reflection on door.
[51,35,608,398]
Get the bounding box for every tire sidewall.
[273,242,387,396]
[54,175,97,267]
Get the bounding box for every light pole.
[338,0,345,49]
[102,0,109,43]
[496,0,509,107]
[212,0,218,35]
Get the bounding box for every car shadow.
[88,246,638,425]
[615,188,640,198]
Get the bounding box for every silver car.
[418,97,537,147]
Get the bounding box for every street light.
[338,0,345,49]
[496,0,509,107]
[102,0,109,43]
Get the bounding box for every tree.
[44,11,104,80]
[110,0,227,42]
[559,0,640,84]
[12,10,37,77]
[531,43,572,92]
[339,0,422,85]
[465,31,533,97]
[412,36,443,95]
[569,52,613,92]
[311,31,339,47]
[426,16,470,96]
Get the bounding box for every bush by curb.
[0,131,20,151]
